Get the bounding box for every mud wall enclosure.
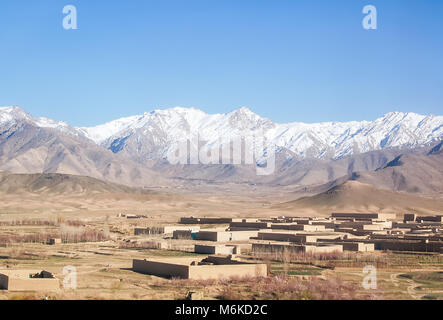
[0,270,60,291]
[132,257,268,280]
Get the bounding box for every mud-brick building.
[0,270,60,291]
[133,255,268,280]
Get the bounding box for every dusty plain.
[0,185,441,300]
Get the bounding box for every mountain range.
[0,105,442,193]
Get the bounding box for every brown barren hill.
[0,171,151,195]
[275,180,443,215]
[351,152,443,194]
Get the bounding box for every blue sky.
[0,0,442,126]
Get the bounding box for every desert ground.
[0,239,441,300]
[0,182,441,300]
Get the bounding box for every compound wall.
[194,245,235,255]
[0,271,59,291]
[196,231,258,242]
[188,264,267,280]
[132,259,190,278]
[132,258,268,280]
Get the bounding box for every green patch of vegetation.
[400,271,443,290]
[271,263,322,276]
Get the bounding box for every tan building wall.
[257,232,341,243]
[194,245,235,255]
[362,224,385,231]
[196,231,258,242]
[0,270,60,291]
[332,213,396,220]
[229,222,271,229]
[337,221,391,230]
[257,231,300,242]
[133,259,190,278]
[231,243,252,254]
[311,222,336,228]
[252,242,342,255]
[358,243,375,252]
[231,218,260,223]
[338,242,375,252]
[304,244,343,254]
[0,274,8,290]
[164,225,200,234]
[5,279,60,291]
[271,224,326,232]
[188,264,267,280]
[173,230,193,240]
[48,238,62,245]
[252,242,305,254]
[132,257,268,280]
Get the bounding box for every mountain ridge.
[1,105,442,192]
[1,105,442,164]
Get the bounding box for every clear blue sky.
[0,0,442,126]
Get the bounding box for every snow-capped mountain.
[0,105,442,188]
[77,106,277,163]
[75,106,443,162]
[1,105,442,164]
[0,106,166,186]
[0,106,84,138]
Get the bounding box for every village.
[0,211,441,299]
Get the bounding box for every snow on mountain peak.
[0,105,24,112]
[233,106,254,114]
[0,105,33,125]
[0,106,84,138]
[75,107,442,161]
[1,105,442,161]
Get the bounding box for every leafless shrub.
[0,232,58,245]
[217,274,361,300]
[0,219,56,226]
[0,227,109,245]
[60,225,109,243]
[119,240,163,250]
[252,247,404,269]
[64,220,85,227]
